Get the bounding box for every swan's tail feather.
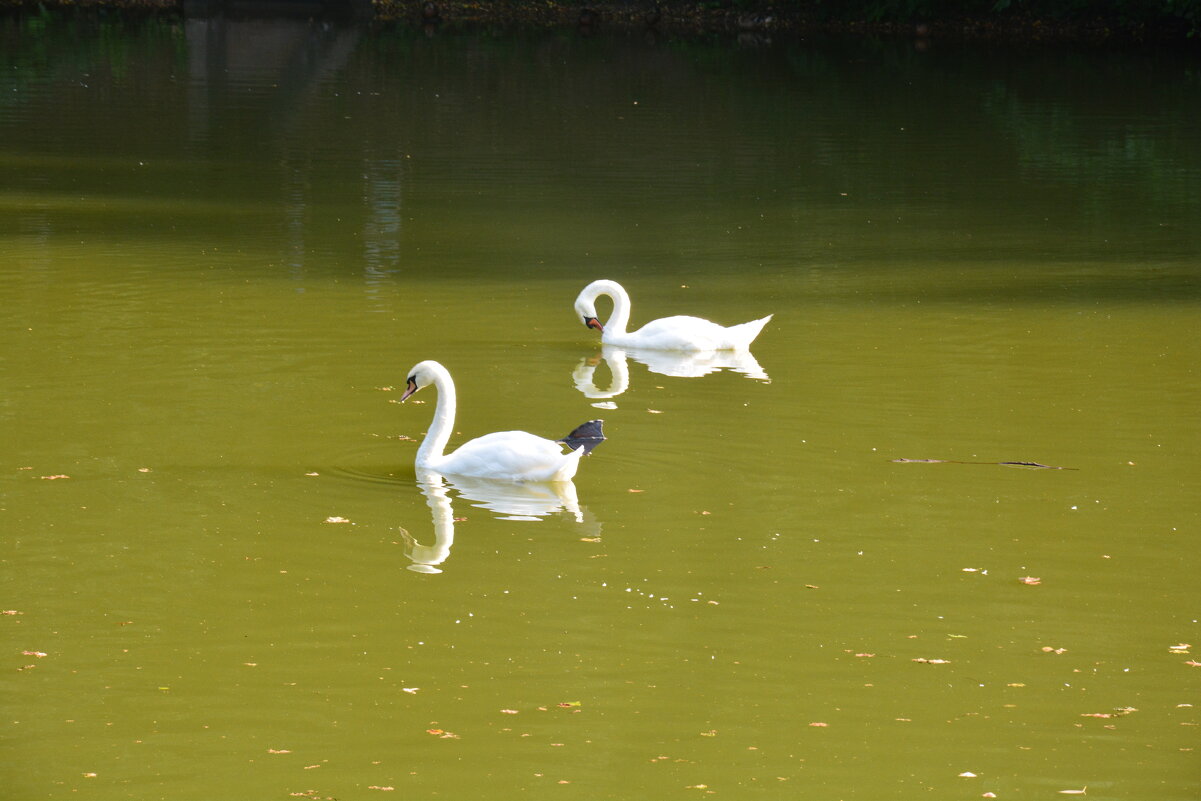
[728,313,772,347]
[560,419,605,455]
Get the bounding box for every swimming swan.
[400,360,604,482]
[574,279,772,352]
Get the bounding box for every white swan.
[574,279,772,352]
[400,360,604,482]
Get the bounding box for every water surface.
[1,13,1199,801]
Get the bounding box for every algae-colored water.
[1,14,1198,801]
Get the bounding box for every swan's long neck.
[594,280,632,335]
[416,364,456,467]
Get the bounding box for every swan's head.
[400,360,440,402]
[573,288,604,333]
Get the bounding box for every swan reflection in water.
[573,345,770,401]
[401,468,597,573]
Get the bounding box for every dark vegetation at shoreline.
[0,0,1198,40]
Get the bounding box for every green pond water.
[1,13,1199,801]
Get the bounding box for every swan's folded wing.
[442,430,582,481]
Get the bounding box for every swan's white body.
[574,279,772,352]
[401,360,589,482]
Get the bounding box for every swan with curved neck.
[574,279,772,352]
[400,360,603,482]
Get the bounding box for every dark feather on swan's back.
[560,419,605,454]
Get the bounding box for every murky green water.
[2,12,1199,801]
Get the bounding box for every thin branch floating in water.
[891,458,1076,470]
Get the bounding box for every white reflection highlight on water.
[402,468,594,574]
[572,345,770,401]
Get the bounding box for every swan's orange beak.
[400,378,419,402]
[584,316,603,332]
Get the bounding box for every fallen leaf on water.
[1041,647,1068,654]
[83,773,97,778]
[579,537,602,543]
[1018,576,1041,585]
[558,701,582,708]
[628,489,644,493]
[808,722,828,727]
[804,584,820,589]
